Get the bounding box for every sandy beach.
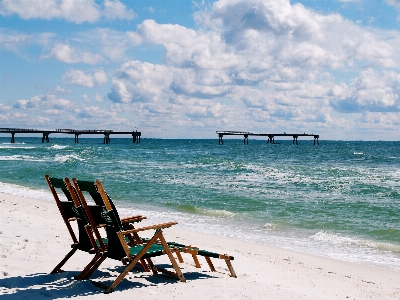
[1,192,399,299]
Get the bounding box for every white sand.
[1,192,399,299]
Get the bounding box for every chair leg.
[50,246,78,274]
[204,256,216,272]
[77,254,106,280]
[173,248,184,263]
[182,247,201,268]
[225,259,237,278]
[158,233,186,282]
[191,253,201,268]
[140,259,151,272]
[146,258,158,275]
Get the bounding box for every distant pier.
[216,131,319,145]
[0,128,141,144]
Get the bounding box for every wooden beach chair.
[74,178,236,278]
[45,175,103,275]
[66,178,150,280]
[72,178,186,293]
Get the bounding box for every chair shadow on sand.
[0,266,216,298]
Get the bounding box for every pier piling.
[292,135,298,145]
[132,132,141,143]
[103,132,111,144]
[42,132,50,143]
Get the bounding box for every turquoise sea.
[0,137,399,271]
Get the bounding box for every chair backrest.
[45,175,93,252]
[64,177,107,253]
[73,178,127,260]
[72,179,123,221]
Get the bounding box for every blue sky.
[1,0,399,140]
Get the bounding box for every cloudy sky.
[1,0,399,140]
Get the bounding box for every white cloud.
[63,69,108,87]
[51,85,73,94]
[0,103,12,112]
[0,0,100,23]
[136,19,239,70]
[95,93,104,102]
[103,0,135,20]
[0,0,135,23]
[386,0,400,21]
[81,94,90,102]
[14,94,71,110]
[93,70,107,84]
[7,87,127,128]
[80,28,129,61]
[386,0,400,8]
[108,61,173,103]
[0,30,58,63]
[331,69,400,112]
[0,29,31,52]
[41,42,104,64]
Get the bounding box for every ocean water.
[0,137,399,271]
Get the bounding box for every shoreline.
[0,182,400,272]
[1,192,400,299]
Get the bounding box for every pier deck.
[0,128,141,144]
[216,131,319,145]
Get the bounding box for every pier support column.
[11,132,15,143]
[104,133,110,144]
[293,135,298,145]
[132,131,140,143]
[132,132,137,143]
[314,135,319,145]
[74,134,80,143]
[267,135,275,144]
[42,132,50,143]
[244,134,248,144]
[218,133,224,145]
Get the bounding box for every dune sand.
[1,192,399,299]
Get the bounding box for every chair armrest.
[121,221,178,234]
[120,215,147,223]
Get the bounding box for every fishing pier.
[0,128,141,144]
[216,131,319,145]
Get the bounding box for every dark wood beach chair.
[73,178,236,278]
[65,178,150,280]
[45,175,102,275]
[72,178,186,293]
